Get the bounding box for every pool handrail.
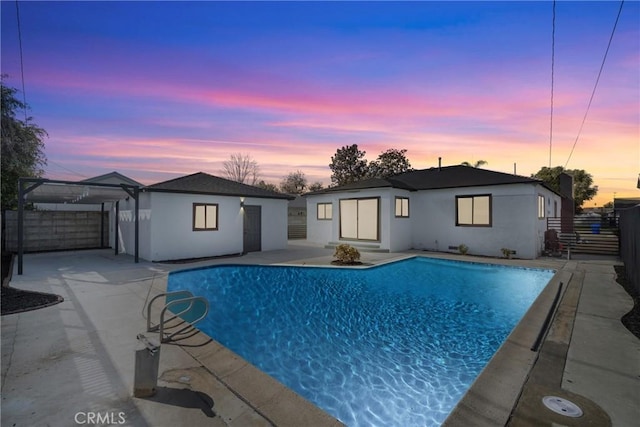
[147,291,209,342]
[158,296,209,343]
[147,290,194,333]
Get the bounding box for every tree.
[221,153,260,185]
[532,166,598,213]
[280,170,307,194]
[307,181,324,192]
[461,160,488,168]
[1,78,48,210]
[255,180,279,192]
[368,148,413,178]
[329,144,369,186]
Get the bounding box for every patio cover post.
[115,201,119,256]
[100,202,105,248]
[17,179,24,275]
[16,178,44,275]
[134,187,139,263]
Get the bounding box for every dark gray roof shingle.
[307,165,546,195]
[144,172,293,200]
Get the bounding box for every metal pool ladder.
[146,290,209,343]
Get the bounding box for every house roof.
[307,165,550,195]
[614,197,640,210]
[144,172,294,200]
[81,171,142,187]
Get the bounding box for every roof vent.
[438,157,442,171]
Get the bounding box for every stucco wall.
[306,194,338,245]
[307,188,413,250]
[117,192,289,262]
[389,189,414,252]
[307,183,561,259]
[534,186,562,256]
[244,197,289,251]
[411,184,554,259]
[151,192,242,261]
[116,194,151,259]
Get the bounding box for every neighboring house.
[117,172,294,262]
[305,165,562,259]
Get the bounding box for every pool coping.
[168,253,567,426]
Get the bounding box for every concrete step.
[324,242,390,253]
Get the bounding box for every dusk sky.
[2,1,638,206]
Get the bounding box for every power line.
[548,0,556,168]
[564,0,625,168]
[14,1,89,181]
[15,0,27,122]
[46,160,90,179]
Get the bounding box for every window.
[339,197,379,241]
[193,203,218,231]
[317,203,333,220]
[538,195,545,219]
[395,197,410,218]
[456,195,491,226]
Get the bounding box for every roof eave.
[142,187,294,200]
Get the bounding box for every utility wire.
[565,0,625,168]
[548,0,556,168]
[15,0,28,123]
[15,0,89,181]
[47,160,90,179]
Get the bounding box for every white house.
[117,172,293,262]
[305,165,562,259]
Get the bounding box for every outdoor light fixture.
[240,197,245,208]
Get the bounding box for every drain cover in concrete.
[542,396,583,417]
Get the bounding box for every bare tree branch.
[221,153,261,185]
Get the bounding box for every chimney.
[514,163,517,175]
[438,157,441,171]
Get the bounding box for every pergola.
[16,177,140,274]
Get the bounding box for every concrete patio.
[1,243,638,426]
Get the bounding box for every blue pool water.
[168,256,554,426]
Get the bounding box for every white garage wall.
[147,192,242,261]
[117,192,290,261]
[243,197,289,251]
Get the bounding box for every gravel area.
[615,265,640,340]
[1,253,63,316]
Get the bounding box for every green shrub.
[501,248,514,259]
[458,244,469,255]
[334,244,361,264]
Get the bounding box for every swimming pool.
[168,256,554,426]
